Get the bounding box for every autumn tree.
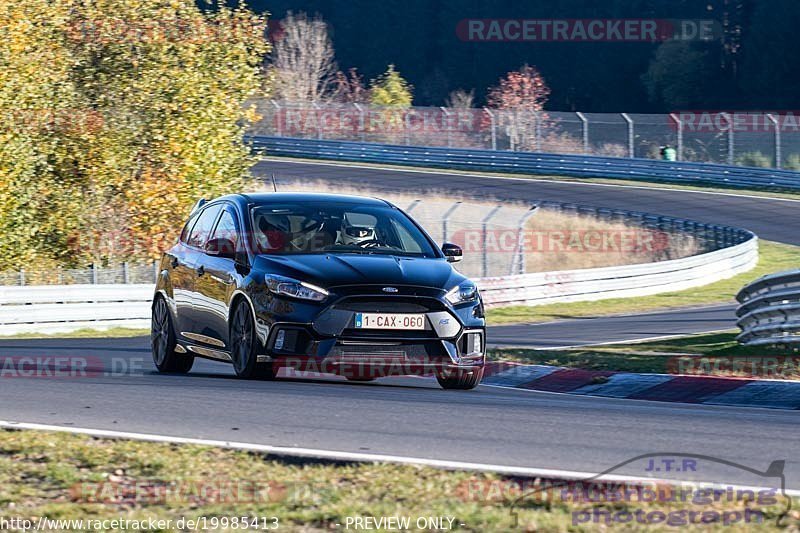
[0,0,269,271]
[0,1,83,270]
[487,65,550,151]
[331,68,369,104]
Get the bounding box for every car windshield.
[250,201,438,257]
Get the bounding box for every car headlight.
[445,282,479,305]
[265,274,329,302]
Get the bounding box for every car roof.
[219,192,392,207]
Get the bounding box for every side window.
[179,212,200,244]
[211,208,240,248]
[186,205,222,249]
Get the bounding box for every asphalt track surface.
[3,160,799,489]
[1,336,799,489]
[489,304,737,348]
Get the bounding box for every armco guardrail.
[736,270,800,346]
[0,229,756,334]
[250,136,800,191]
[480,233,757,307]
[0,284,153,335]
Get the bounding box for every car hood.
[253,253,464,290]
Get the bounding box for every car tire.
[230,299,278,380]
[151,296,194,374]
[436,366,484,390]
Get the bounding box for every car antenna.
[270,174,278,193]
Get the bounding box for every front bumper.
[253,287,485,375]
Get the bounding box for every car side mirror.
[442,242,462,263]
[205,237,236,259]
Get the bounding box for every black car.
[151,193,486,389]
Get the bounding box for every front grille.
[328,346,406,365]
[328,340,446,359]
[332,294,447,313]
[336,300,430,313]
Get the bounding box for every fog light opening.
[471,332,482,354]
[274,329,286,351]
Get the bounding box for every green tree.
[369,65,413,107]
[739,0,800,108]
[642,41,711,109]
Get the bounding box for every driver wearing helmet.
[340,215,376,246]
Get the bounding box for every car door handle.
[171,257,179,269]
[196,265,205,276]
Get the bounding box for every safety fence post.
[270,100,282,137]
[768,114,782,169]
[621,113,634,158]
[353,103,366,142]
[722,112,735,165]
[482,206,502,278]
[512,207,539,275]
[669,113,683,161]
[576,112,589,154]
[441,202,462,244]
[484,108,497,151]
[440,106,452,148]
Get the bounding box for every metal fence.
[250,100,800,169]
[0,197,738,284]
[736,270,800,347]
[0,262,160,286]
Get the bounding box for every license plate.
[354,313,425,330]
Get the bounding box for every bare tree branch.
[269,11,336,102]
[445,89,475,109]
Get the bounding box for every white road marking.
[2,419,796,495]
